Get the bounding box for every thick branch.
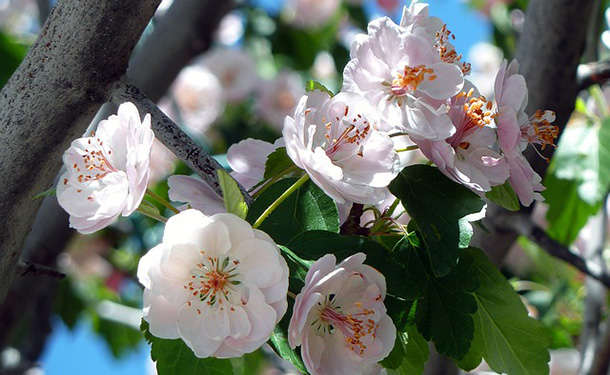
[111,79,254,205]
[128,0,235,102]
[0,0,160,304]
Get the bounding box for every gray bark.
[474,0,596,263]
[0,0,161,304]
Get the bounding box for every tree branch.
[489,212,610,288]
[110,78,254,205]
[578,61,610,91]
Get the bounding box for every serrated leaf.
[469,248,550,375]
[455,314,483,371]
[217,169,248,219]
[485,181,520,211]
[246,179,339,245]
[305,80,334,96]
[389,165,486,277]
[269,326,309,374]
[141,320,234,375]
[32,187,56,199]
[394,239,479,360]
[264,147,295,179]
[385,328,429,375]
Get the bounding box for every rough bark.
[128,0,235,102]
[474,0,596,263]
[0,0,161,304]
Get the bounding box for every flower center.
[522,110,558,151]
[449,89,495,150]
[312,294,379,355]
[435,24,471,75]
[391,65,436,97]
[70,133,118,185]
[185,254,241,310]
[323,105,371,159]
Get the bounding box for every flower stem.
[396,145,419,152]
[136,206,168,223]
[252,165,301,199]
[146,188,180,214]
[252,174,310,229]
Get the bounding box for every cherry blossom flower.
[283,0,341,29]
[256,70,305,132]
[414,82,509,192]
[202,48,259,102]
[159,65,225,135]
[400,1,471,75]
[138,209,289,358]
[494,59,557,205]
[57,102,154,234]
[283,90,401,205]
[343,17,464,141]
[288,253,396,375]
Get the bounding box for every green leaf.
[218,169,248,219]
[385,328,429,375]
[32,187,56,199]
[269,326,309,374]
[53,278,85,330]
[263,147,296,179]
[0,32,28,88]
[141,320,234,375]
[455,315,483,371]
[394,239,479,360]
[246,179,339,245]
[469,248,550,375]
[305,80,334,97]
[485,181,520,211]
[389,165,486,277]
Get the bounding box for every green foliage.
[544,122,610,244]
[93,316,142,359]
[263,147,296,179]
[394,240,480,360]
[141,320,234,375]
[218,169,248,219]
[385,328,429,375]
[485,181,520,211]
[32,187,57,199]
[53,278,86,330]
[0,31,28,88]
[389,165,486,277]
[269,326,309,374]
[464,248,551,375]
[305,80,334,97]
[246,179,339,244]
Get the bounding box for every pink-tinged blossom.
[414,83,509,192]
[227,138,285,191]
[57,102,154,234]
[283,90,401,205]
[400,1,471,75]
[167,175,225,215]
[343,17,464,141]
[283,0,341,29]
[202,48,259,102]
[138,209,289,358]
[494,59,557,205]
[159,65,225,135]
[256,70,305,132]
[288,253,396,375]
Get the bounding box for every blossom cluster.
[53,1,557,374]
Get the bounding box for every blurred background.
[2,0,610,374]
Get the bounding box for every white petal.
[177,303,222,358]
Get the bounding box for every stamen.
[435,24,471,75]
[391,65,435,96]
[523,110,558,151]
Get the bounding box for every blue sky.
[39,1,490,374]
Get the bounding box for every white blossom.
[256,70,305,132]
[57,102,154,234]
[202,48,259,102]
[138,210,289,358]
[283,90,401,205]
[288,253,396,375]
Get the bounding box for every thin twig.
[110,77,253,206]
[16,260,65,279]
[491,212,610,288]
